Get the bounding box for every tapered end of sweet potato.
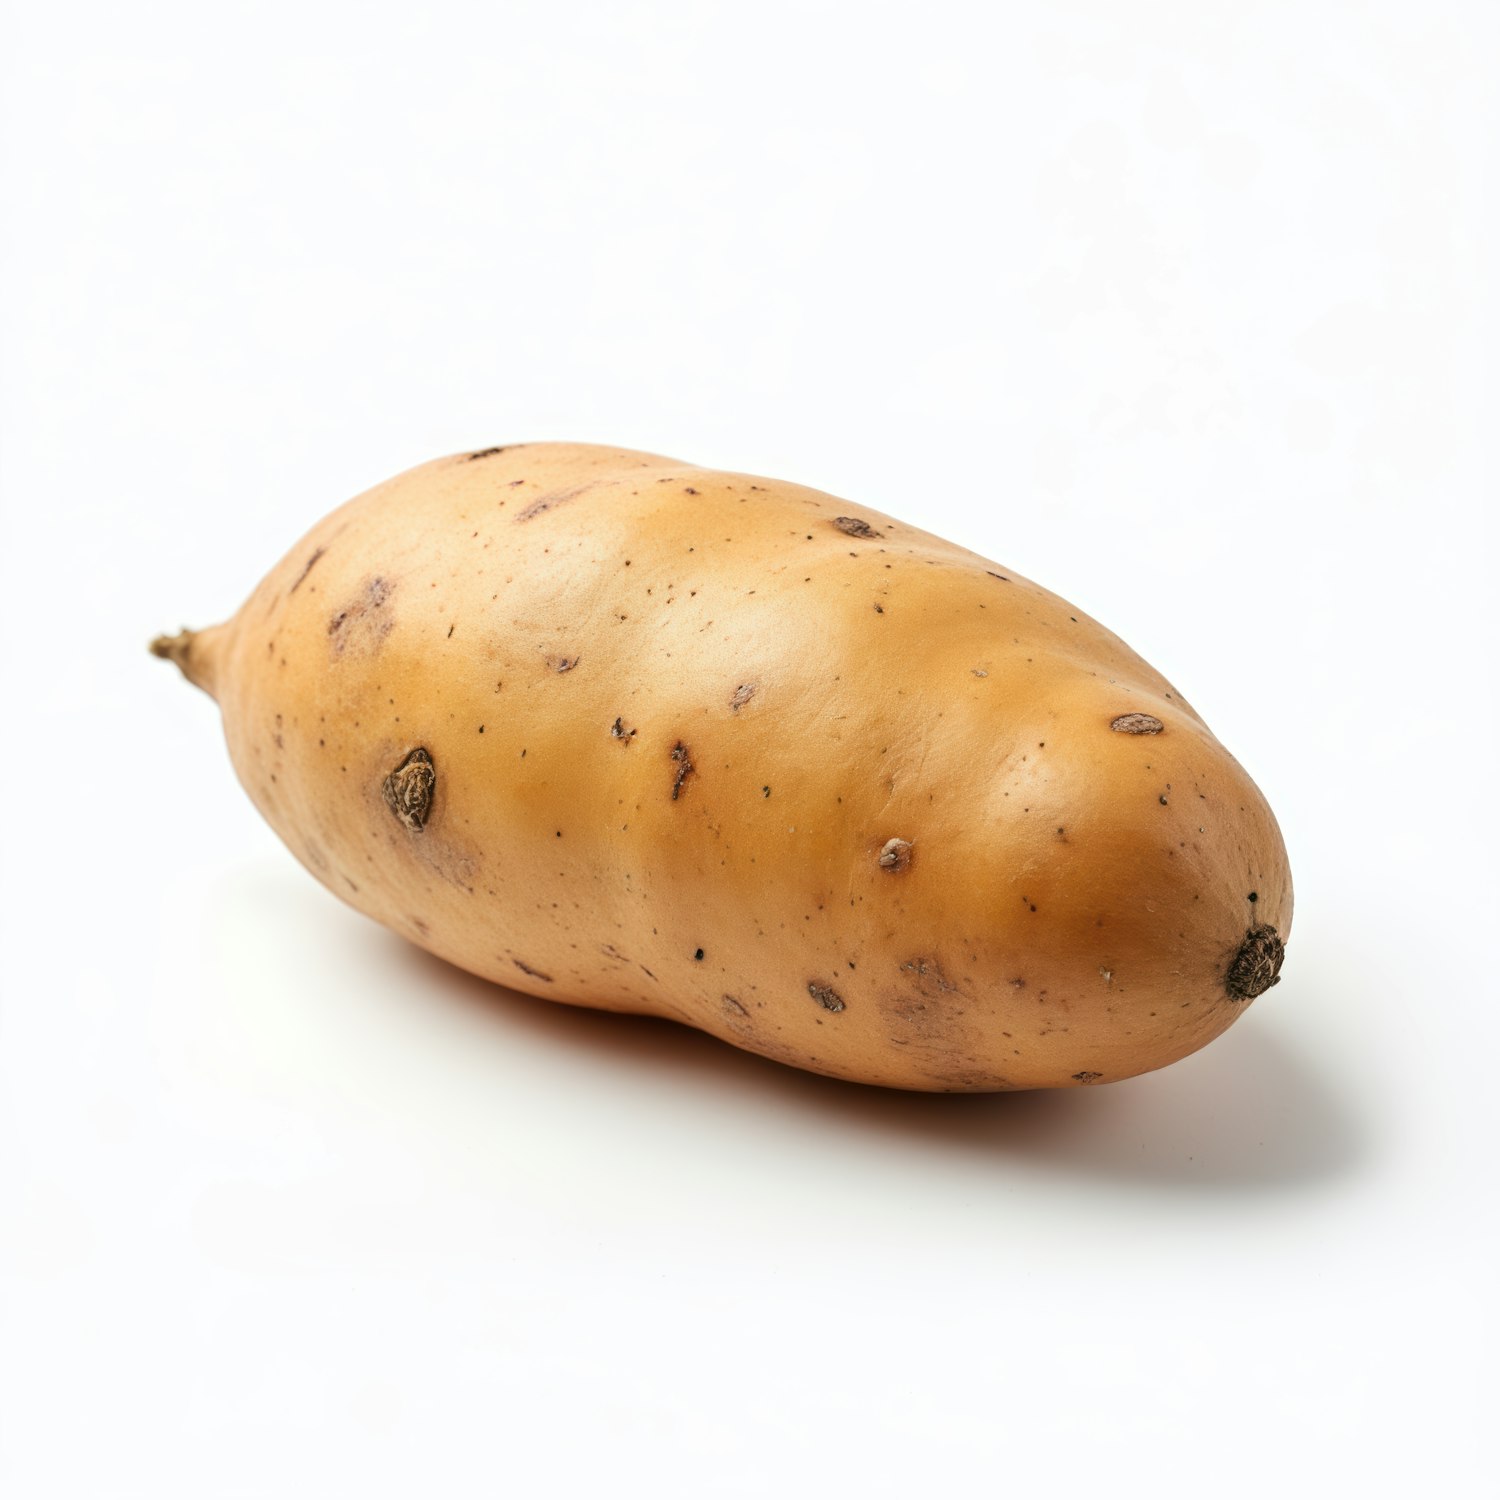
[150,626,221,698]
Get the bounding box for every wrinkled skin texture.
[163,443,1292,1090]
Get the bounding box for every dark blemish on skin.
[762,786,771,797]
[684,487,699,495]
[832,516,882,539]
[546,654,580,674]
[515,482,593,522]
[901,957,957,994]
[1072,1071,1103,1084]
[670,741,694,800]
[972,668,988,678]
[1226,925,1285,1001]
[447,624,455,638]
[466,446,509,461]
[694,949,705,961]
[513,959,554,982]
[289,547,326,594]
[730,683,757,712]
[878,837,913,873]
[478,725,484,734]
[1248,891,1258,903]
[873,603,884,614]
[1111,713,1164,735]
[808,982,845,1013]
[986,571,1009,581]
[328,575,394,655]
[722,994,749,1018]
[381,747,435,832]
[610,717,638,743]
[1159,795,1169,806]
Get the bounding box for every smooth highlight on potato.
[153,442,1290,1091]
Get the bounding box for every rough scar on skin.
[546,654,580,673]
[832,516,882,539]
[900,956,957,996]
[808,982,845,1013]
[878,837,913,872]
[1072,1071,1103,1084]
[382,747,435,832]
[670,741,694,800]
[289,547,325,593]
[466,446,509,461]
[610,716,637,743]
[1226,924,1285,1001]
[513,958,553,982]
[328,575,394,656]
[1111,712,1164,735]
[729,682,757,712]
[515,482,593,522]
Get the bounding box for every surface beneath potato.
[156,442,1291,1090]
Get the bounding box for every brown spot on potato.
[1226,924,1285,1001]
[289,547,326,593]
[328,576,395,657]
[878,837,913,873]
[513,959,553,982]
[1072,1071,1103,1084]
[900,956,958,997]
[466,446,509,460]
[832,516,882,539]
[546,654,580,674]
[729,682,757,712]
[670,741,694,800]
[880,961,981,1077]
[722,994,749,1018]
[1111,712,1164,735]
[382,747,435,832]
[515,482,593,522]
[610,716,637,743]
[808,982,845,1013]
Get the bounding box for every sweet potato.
[153,442,1290,1090]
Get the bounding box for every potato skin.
[164,442,1291,1091]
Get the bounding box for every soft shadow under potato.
[396,940,1367,1195]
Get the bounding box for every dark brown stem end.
[149,627,217,696]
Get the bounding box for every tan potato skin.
[157,442,1291,1091]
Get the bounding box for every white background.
[2,2,1496,1495]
